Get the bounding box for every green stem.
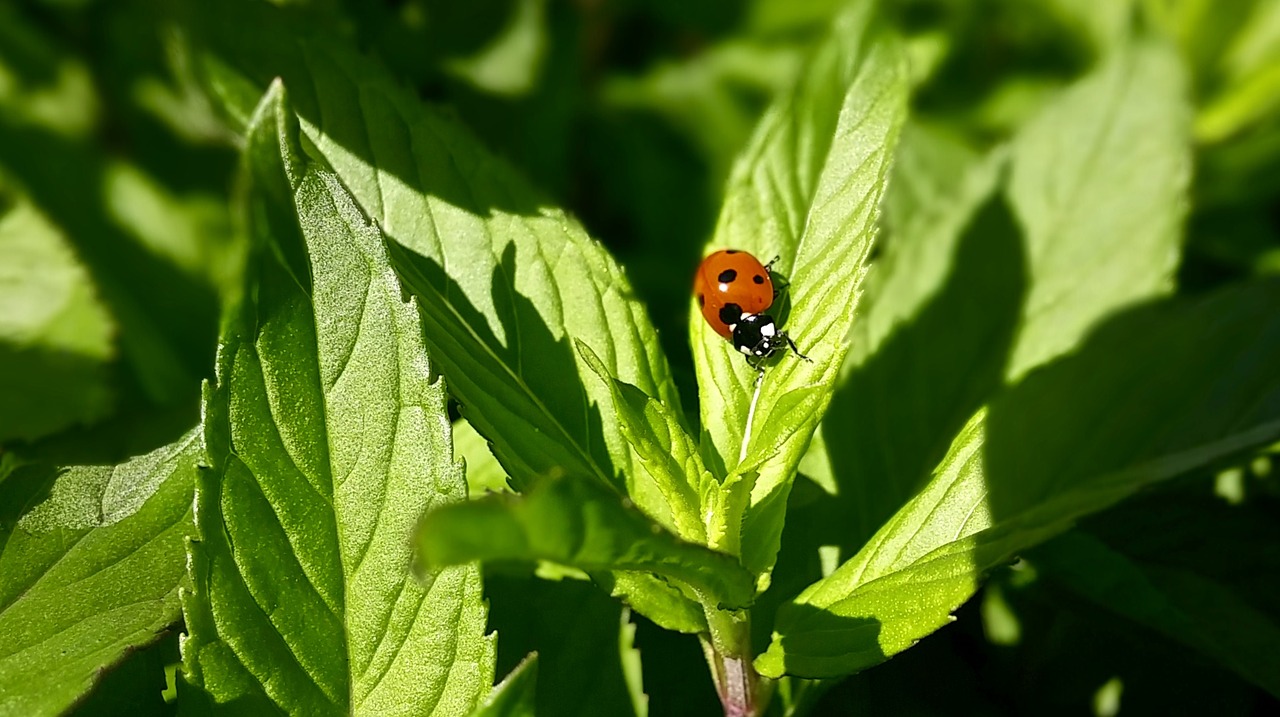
[702,607,770,717]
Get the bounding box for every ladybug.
[693,249,809,368]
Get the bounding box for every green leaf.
[1004,40,1191,381]
[1196,0,1280,143]
[806,125,1014,548]
[1036,531,1280,698]
[0,9,229,411]
[692,1,909,577]
[179,0,685,537]
[455,419,513,498]
[759,280,1280,678]
[445,0,549,97]
[593,571,709,635]
[0,183,115,442]
[804,38,1192,568]
[180,83,494,714]
[0,429,198,716]
[579,341,710,546]
[601,39,803,187]
[470,656,538,717]
[415,475,756,611]
[484,573,647,717]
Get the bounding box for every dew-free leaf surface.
[180,84,493,715]
[0,430,198,716]
[760,280,1280,677]
[179,0,684,537]
[692,1,909,577]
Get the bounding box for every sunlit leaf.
[180,83,494,714]
[693,1,909,577]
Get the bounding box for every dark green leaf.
[0,430,198,716]
[1033,492,1280,698]
[485,573,647,717]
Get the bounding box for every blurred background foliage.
[1,0,1279,714]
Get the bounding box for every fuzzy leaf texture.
[692,1,909,578]
[0,431,198,716]
[180,83,494,715]
[177,0,700,630]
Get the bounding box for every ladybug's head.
[731,313,782,358]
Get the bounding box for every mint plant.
[3,0,1280,715]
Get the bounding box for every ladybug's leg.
[780,332,812,362]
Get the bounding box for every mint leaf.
[0,430,198,715]
[808,126,1012,547]
[470,656,538,717]
[416,476,756,611]
[179,0,686,533]
[1004,40,1191,380]
[781,39,1196,658]
[759,280,1280,678]
[693,2,909,577]
[1035,530,1280,698]
[579,341,710,546]
[180,83,494,714]
[0,184,115,442]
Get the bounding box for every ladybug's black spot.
[718,269,738,283]
[697,293,705,307]
[719,303,743,325]
[753,274,765,284]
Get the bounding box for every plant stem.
[702,607,768,717]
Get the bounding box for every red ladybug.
[693,249,808,367]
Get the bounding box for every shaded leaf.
[1033,493,1280,698]
[0,430,198,716]
[1004,40,1191,380]
[485,573,647,717]
[0,184,115,442]
[808,126,1015,549]
[760,280,1280,677]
